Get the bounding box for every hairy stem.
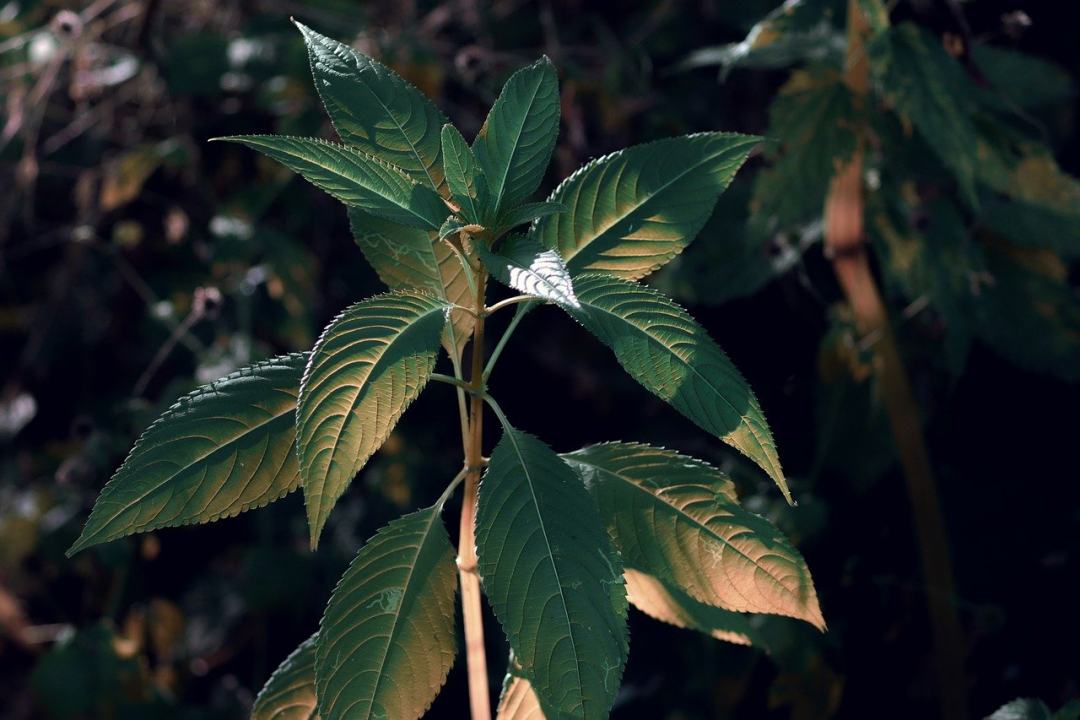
[826,3,967,717]
[459,271,492,720]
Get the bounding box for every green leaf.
[477,234,579,310]
[316,505,457,720]
[497,673,544,720]
[870,23,981,206]
[438,215,467,241]
[476,427,628,719]
[298,292,449,547]
[348,209,475,357]
[565,274,789,501]
[563,442,824,629]
[473,56,560,215]
[441,123,488,223]
[532,133,759,280]
[67,354,307,556]
[252,633,319,720]
[972,44,1075,110]
[497,200,567,231]
[214,135,447,230]
[296,22,447,192]
[623,568,757,646]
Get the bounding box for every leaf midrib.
[485,74,546,214]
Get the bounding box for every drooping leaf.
[296,22,447,192]
[316,506,457,720]
[348,209,474,357]
[623,568,757,646]
[477,234,579,310]
[496,673,544,720]
[67,354,307,556]
[214,136,447,230]
[297,292,449,547]
[565,274,789,501]
[563,442,824,629]
[752,68,857,226]
[496,200,567,231]
[476,428,628,719]
[441,123,488,223]
[473,56,560,215]
[870,23,982,206]
[532,133,759,280]
[252,633,320,720]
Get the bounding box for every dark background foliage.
[2,1,1078,718]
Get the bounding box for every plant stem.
[827,4,967,717]
[459,271,492,720]
[484,294,534,316]
[484,302,533,380]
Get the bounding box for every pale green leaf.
[477,234,579,310]
[67,354,307,556]
[316,505,457,720]
[497,200,567,232]
[298,292,449,547]
[253,633,320,720]
[497,673,544,720]
[565,274,789,501]
[476,427,628,720]
[296,22,447,192]
[348,209,475,357]
[214,135,447,230]
[532,133,758,281]
[623,568,757,646]
[473,56,560,215]
[564,442,824,629]
[441,123,488,223]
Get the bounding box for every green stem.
[435,467,468,510]
[484,294,534,316]
[483,302,534,380]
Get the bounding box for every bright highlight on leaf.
[297,292,449,547]
[252,633,319,720]
[477,235,579,310]
[68,354,307,556]
[623,568,758,646]
[566,274,790,501]
[564,442,823,629]
[532,133,759,280]
[476,427,628,720]
[316,505,458,720]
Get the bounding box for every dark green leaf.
[316,506,457,720]
[441,123,488,223]
[298,292,449,547]
[473,57,560,215]
[67,354,307,556]
[532,133,758,280]
[214,135,447,230]
[496,201,567,231]
[565,274,789,501]
[439,215,466,241]
[972,44,1075,109]
[476,427,628,719]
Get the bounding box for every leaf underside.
[68,354,307,556]
[476,428,628,720]
[532,132,759,281]
[623,568,756,646]
[316,506,458,720]
[477,234,579,310]
[564,442,824,629]
[566,274,789,501]
[497,673,545,720]
[253,633,320,720]
[297,292,448,547]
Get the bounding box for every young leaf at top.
[296,22,447,193]
[475,427,628,720]
[348,209,474,357]
[565,274,790,501]
[497,672,544,720]
[476,234,579,310]
[297,292,449,548]
[623,568,758,646]
[441,123,488,224]
[438,215,467,242]
[473,56,560,216]
[316,505,458,720]
[252,633,319,720]
[213,136,448,230]
[496,200,567,232]
[531,133,759,281]
[564,442,824,629]
[67,354,307,556]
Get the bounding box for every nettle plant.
[68,22,824,720]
